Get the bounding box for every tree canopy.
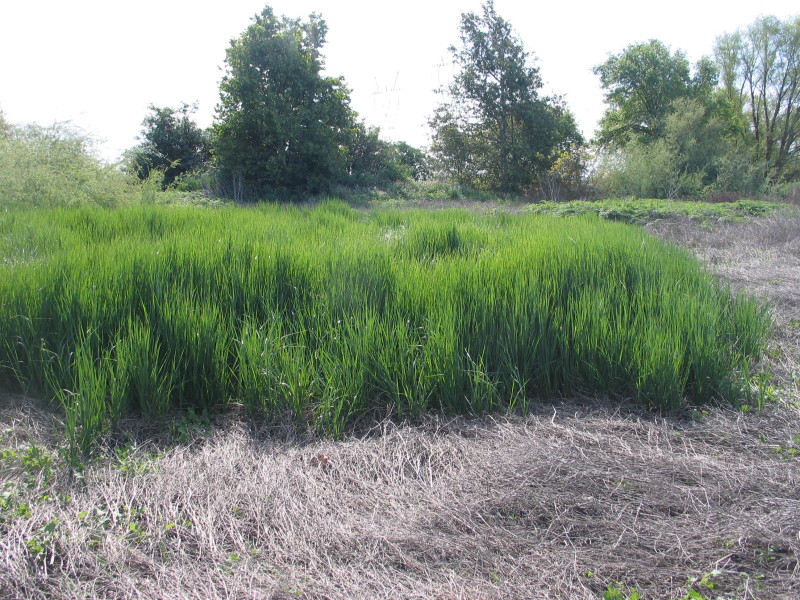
[128,103,211,188]
[591,28,799,198]
[715,15,800,181]
[0,111,11,138]
[212,7,356,199]
[429,1,581,194]
[594,40,701,147]
[112,4,798,202]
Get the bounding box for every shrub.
[0,123,132,208]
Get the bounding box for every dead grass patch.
[2,397,799,599]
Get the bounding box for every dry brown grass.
[3,399,799,599]
[2,211,799,600]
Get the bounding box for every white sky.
[1,0,797,162]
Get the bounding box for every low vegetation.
[525,197,786,224]
[0,201,770,457]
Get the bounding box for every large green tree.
[128,103,211,188]
[715,15,800,181]
[594,40,700,147]
[429,1,581,193]
[213,6,356,199]
[598,97,747,199]
[592,38,768,198]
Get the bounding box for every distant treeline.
[2,2,798,202]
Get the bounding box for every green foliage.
[429,1,582,193]
[594,20,800,197]
[525,198,784,224]
[602,583,641,600]
[25,518,59,563]
[0,203,770,452]
[0,111,11,137]
[540,143,593,201]
[49,335,116,459]
[126,103,211,189]
[715,15,800,182]
[0,445,53,488]
[212,6,356,200]
[592,34,789,197]
[595,96,769,198]
[171,407,211,444]
[599,573,727,600]
[389,142,433,182]
[0,122,132,208]
[346,125,431,187]
[341,180,497,206]
[598,137,701,200]
[595,40,700,147]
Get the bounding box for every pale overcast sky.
[1,0,797,161]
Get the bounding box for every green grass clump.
[525,198,784,224]
[0,201,769,451]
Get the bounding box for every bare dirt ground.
[1,211,799,600]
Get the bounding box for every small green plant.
[25,519,59,563]
[171,407,211,444]
[683,569,722,598]
[20,445,53,484]
[0,445,54,487]
[603,582,641,600]
[0,483,22,522]
[690,408,709,422]
[740,362,777,412]
[599,571,725,600]
[111,443,158,474]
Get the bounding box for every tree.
[128,103,211,188]
[595,96,768,199]
[715,15,800,181]
[541,142,593,201]
[213,6,356,199]
[389,141,432,182]
[594,40,697,147]
[429,1,581,194]
[1,122,129,207]
[346,125,430,186]
[591,38,770,198]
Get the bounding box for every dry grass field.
[1,210,799,600]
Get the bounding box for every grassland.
[0,201,770,457]
[1,200,799,600]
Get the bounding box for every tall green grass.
[0,201,769,450]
